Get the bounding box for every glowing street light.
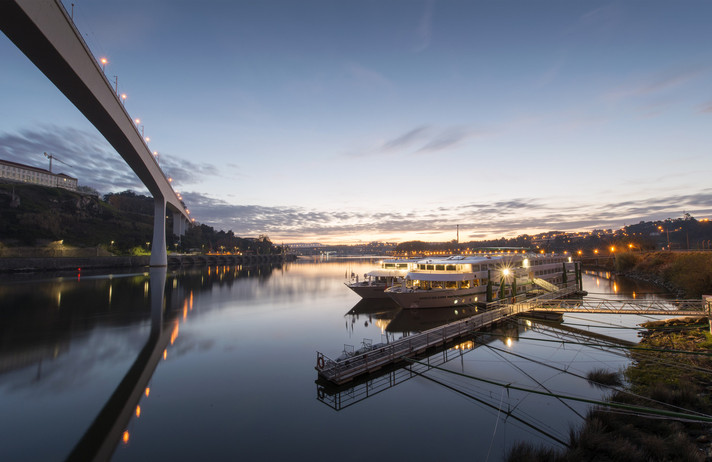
[100,57,107,71]
[134,119,145,137]
[120,93,127,104]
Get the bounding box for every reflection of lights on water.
[183,300,188,321]
[170,321,179,345]
[135,405,141,418]
[633,291,637,299]
[374,319,390,333]
[189,291,193,310]
[57,292,61,308]
[452,341,474,350]
[144,281,149,297]
[596,278,600,287]
[163,349,167,360]
[506,337,513,348]
[145,387,150,397]
[122,431,129,444]
[613,282,618,293]
[109,284,112,304]
[173,279,177,289]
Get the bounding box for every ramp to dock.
[531,278,559,292]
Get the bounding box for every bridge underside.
[0,0,191,266]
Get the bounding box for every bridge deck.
[316,285,707,385]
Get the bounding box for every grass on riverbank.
[507,318,712,462]
[614,251,712,298]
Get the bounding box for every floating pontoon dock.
[316,283,707,385]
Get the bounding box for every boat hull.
[386,287,486,309]
[345,282,390,299]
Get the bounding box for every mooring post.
[704,295,712,334]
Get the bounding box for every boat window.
[426,264,434,270]
[397,263,409,268]
[446,281,458,289]
[445,264,456,271]
[461,280,470,289]
[384,263,396,268]
[435,264,445,271]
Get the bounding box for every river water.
[0,258,676,461]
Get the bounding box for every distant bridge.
[0,0,190,266]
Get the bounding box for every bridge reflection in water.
[55,263,281,461]
[65,267,169,461]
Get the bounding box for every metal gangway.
[530,297,707,316]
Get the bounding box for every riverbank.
[0,253,297,272]
[508,316,712,461]
[585,251,712,298]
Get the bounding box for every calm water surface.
[0,259,675,461]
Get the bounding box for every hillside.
[0,184,283,256]
[613,251,712,298]
[0,183,153,252]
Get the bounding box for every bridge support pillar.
[150,196,167,267]
[172,212,186,236]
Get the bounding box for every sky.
[1,0,711,244]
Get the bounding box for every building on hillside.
[0,159,78,191]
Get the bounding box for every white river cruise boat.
[384,253,576,309]
[345,259,419,299]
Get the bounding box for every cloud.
[343,62,391,88]
[699,101,712,114]
[0,126,219,194]
[382,125,430,151]
[4,128,709,243]
[348,124,490,158]
[416,126,476,153]
[184,190,712,242]
[605,65,708,102]
[413,0,435,52]
[0,126,144,192]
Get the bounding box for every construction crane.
[43,152,72,173]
